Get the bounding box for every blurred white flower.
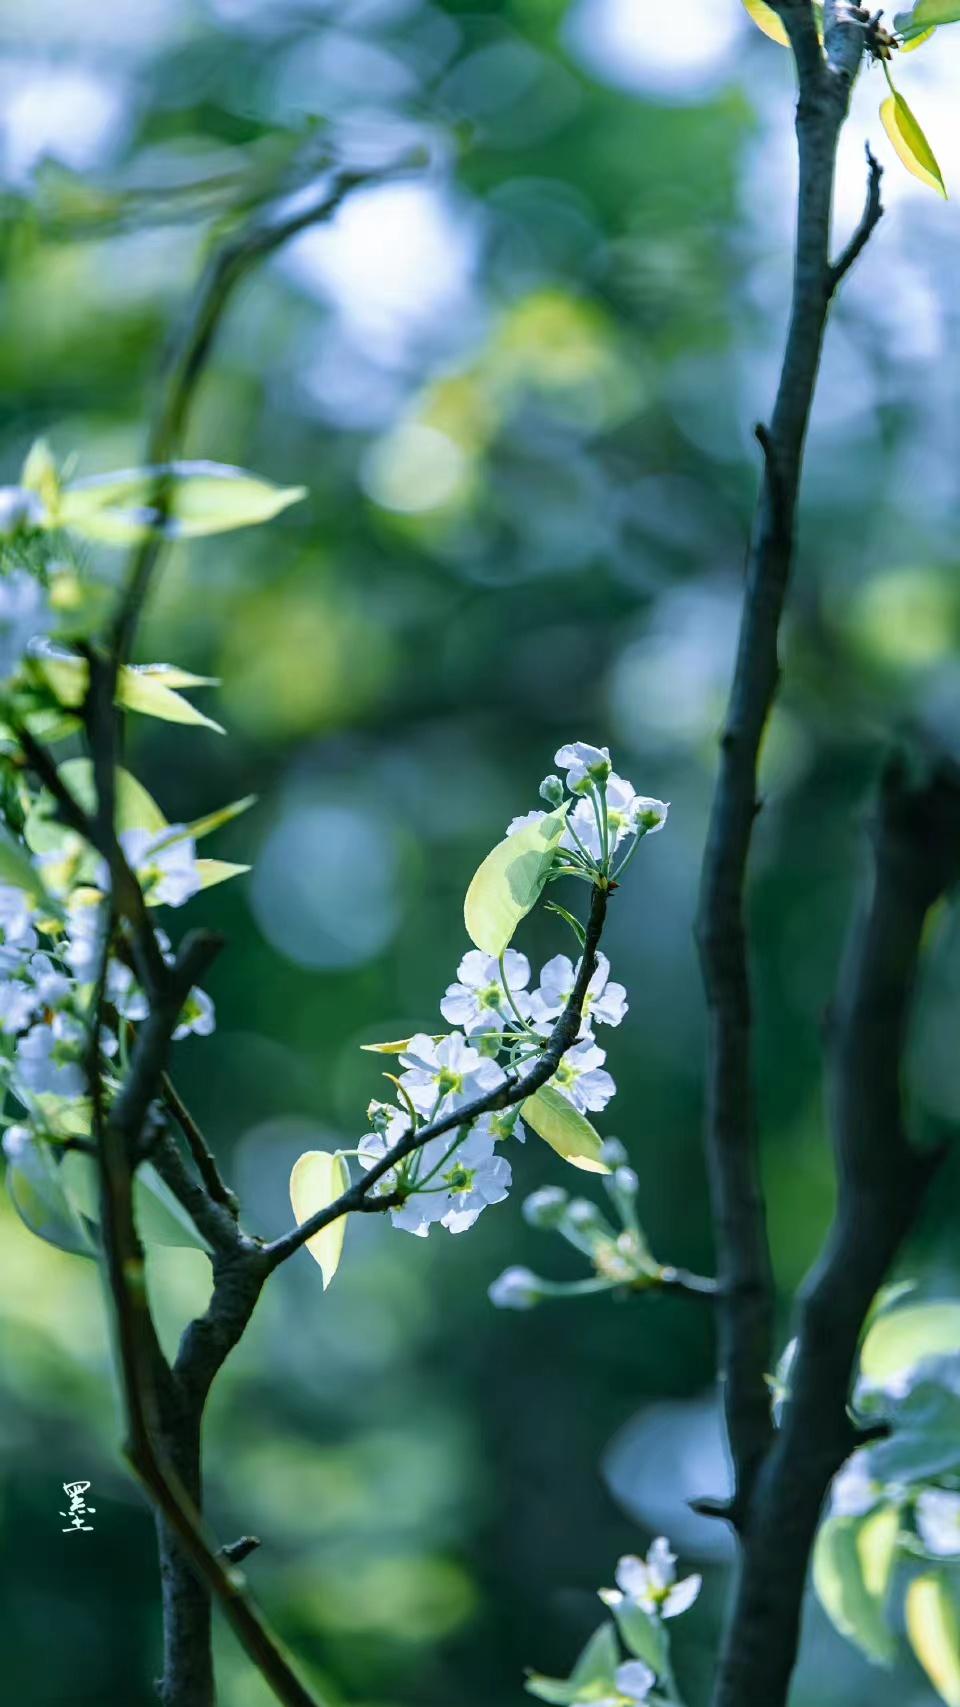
[440,948,531,1034]
[613,1660,656,1703]
[398,1032,504,1117]
[0,882,39,949]
[529,951,627,1037]
[506,807,547,838]
[15,1013,85,1100]
[488,1265,543,1310]
[0,570,53,681]
[569,773,639,861]
[829,1452,883,1518]
[916,1488,960,1557]
[119,827,202,908]
[603,1536,701,1619]
[551,1039,616,1113]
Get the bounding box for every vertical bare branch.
[694,0,877,1525]
[710,756,958,1707]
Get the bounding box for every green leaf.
[526,1622,620,1705]
[464,804,570,957]
[289,1150,350,1288]
[57,460,306,543]
[896,1,960,32]
[860,1300,960,1393]
[812,1508,899,1664]
[31,651,225,735]
[880,89,947,198]
[608,1597,668,1674]
[5,1134,95,1257]
[59,1152,211,1251]
[907,1572,960,1706]
[0,824,52,900]
[869,1384,960,1482]
[522,1084,610,1175]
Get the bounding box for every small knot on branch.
[219,1535,261,1565]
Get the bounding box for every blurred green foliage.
[2,1,960,1703]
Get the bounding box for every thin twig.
[162,1073,239,1216]
[829,144,884,290]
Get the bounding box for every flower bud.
[564,1197,605,1233]
[600,1137,628,1168]
[522,1184,569,1229]
[538,774,565,808]
[488,1266,543,1310]
[633,797,669,835]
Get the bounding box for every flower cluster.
[343,743,667,1245]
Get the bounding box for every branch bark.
[710,755,960,1707]
[694,0,879,1527]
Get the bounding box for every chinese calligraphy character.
[60,1480,96,1534]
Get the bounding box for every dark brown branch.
[710,756,959,1707]
[265,881,610,1267]
[695,1,874,1528]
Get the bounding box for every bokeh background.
[2,1,960,1702]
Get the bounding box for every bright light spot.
[565,0,739,98]
[0,61,128,185]
[251,801,400,969]
[284,180,480,365]
[362,422,470,513]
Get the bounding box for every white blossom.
[0,569,54,681]
[14,1013,86,1100]
[550,1039,616,1113]
[633,797,669,835]
[916,1488,960,1557]
[613,1661,656,1703]
[506,808,547,838]
[172,987,216,1041]
[0,884,39,950]
[119,827,202,908]
[440,948,531,1035]
[398,1032,504,1118]
[529,951,627,1038]
[488,1265,543,1309]
[555,741,612,793]
[474,1106,526,1144]
[0,947,39,1033]
[829,1452,883,1518]
[603,1537,701,1620]
[568,774,640,862]
[359,1119,511,1237]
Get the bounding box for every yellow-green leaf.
[522,1084,610,1175]
[194,858,250,891]
[464,803,570,957]
[860,1300,960,1392]
[0,825,51,899]
[118,666,224,735]
[58,460,306,543]
[901,25,938,48]
[740,0,824,43]
[360,1035,447,1054]
[880,90,947,197]
[741,0,789,44]
[289,1150,350,1288]
[906,1573,960,1706]
[812,1510,897,1664]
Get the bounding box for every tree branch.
[709,755,959,1707]
[695,1,874,1527]
[829,144,884,291]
